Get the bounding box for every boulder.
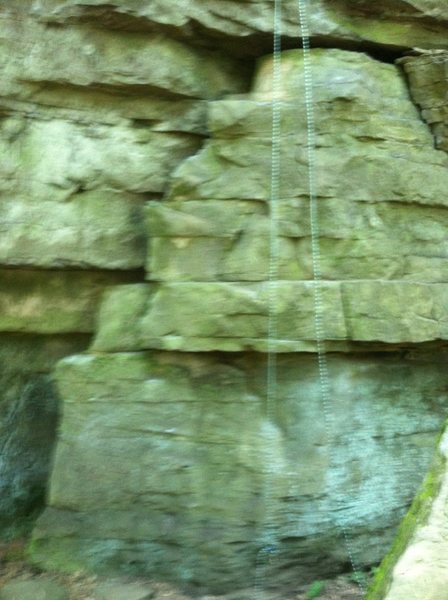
[30,351,448,590]
[367,422,448,600]
[399,51,448,152]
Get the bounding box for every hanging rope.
[296,0,365,594]
[253,1,283,598]
[256,1,366,597]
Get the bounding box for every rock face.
[366,422,448,600]
[1,0,448,596]
[32,0,448,53]
[400,51,448,152]
[0,335,88,538]
[31,351,448,591]
[0,1,248,539]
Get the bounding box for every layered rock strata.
[2,0,448,594]
[367,421,448,600]
[0,2,248,537]
[30,47,448,592]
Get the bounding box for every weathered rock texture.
[0,335,88,538]
[31,351,448,591]
[94,50,448,355]
[0,0,248,539]
[1,0,448,596]
[400,51,448,152]
[367,421,448,600]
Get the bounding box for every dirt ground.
[0,538,367,600]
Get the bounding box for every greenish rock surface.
[33,0,448,53]
[93,580,154,600]
[0,0,447,594]
[0,9,249,99]
[366,422,448,600]
[0,114,198,269]
[31,351,448,590]
[0,577,69,600]
[148,50,448,284]
[90,50,448,354]
[399,51,448,152]
[92,281,448,352]
[0,334,89,538]
[0,270,140,334]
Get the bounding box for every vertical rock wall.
[0,0,248,538]
[2,0,448,595]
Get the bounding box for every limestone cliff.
[1,0,448,596]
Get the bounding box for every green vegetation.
[305,580,326,599]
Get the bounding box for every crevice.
[396,54,448,154]
[37,5,416,64]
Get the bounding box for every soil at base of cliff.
[0,538,366,600]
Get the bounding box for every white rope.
[253,1,282,598]
[296,0,366,594]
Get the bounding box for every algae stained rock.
[367,422,448,600]
[31,351,448,590]
[400,51,448,153]
[95,50,448,352]
[32,44,448,592]
[34,0,448,52]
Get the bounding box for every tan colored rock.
[367,422,448,600]
[33,0,448,53]
[0,270,139,334]
[31,351,448,590]
[399,51,448,152]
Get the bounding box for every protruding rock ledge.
[0,270,141,334]
[91,281,448,353]
[31,0,448,55]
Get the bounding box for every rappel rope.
[255,0,366,596]
[253,0,283,598]
[297,0,365,593]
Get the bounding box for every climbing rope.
[253,0,283,598]
[256,0,366,596]
[296,0,365,593]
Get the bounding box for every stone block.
[30,351,448,591]
[0,270,140,334]
[32,0,448,53]
[367,421,448,600]
[92,281,448,352]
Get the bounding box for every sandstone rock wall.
[2,0,448,595]
[0,0,248,537]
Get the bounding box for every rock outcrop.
[400,51,448,152]
[1,0,448,596]
[0,1,248,537]
[367,421,448,600]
